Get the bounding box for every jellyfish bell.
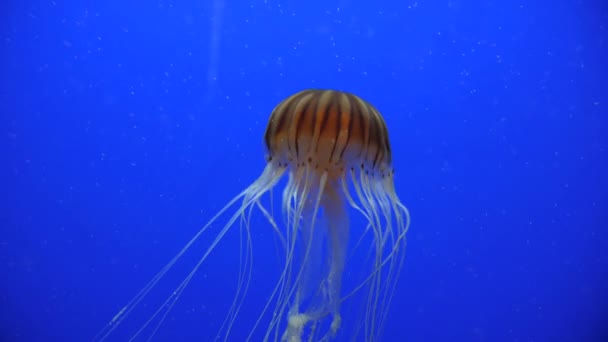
[95,89,410,342]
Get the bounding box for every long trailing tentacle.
[94,164,285,342]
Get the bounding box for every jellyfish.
[96,89,410,342]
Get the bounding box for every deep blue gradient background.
[1,1,607,341]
